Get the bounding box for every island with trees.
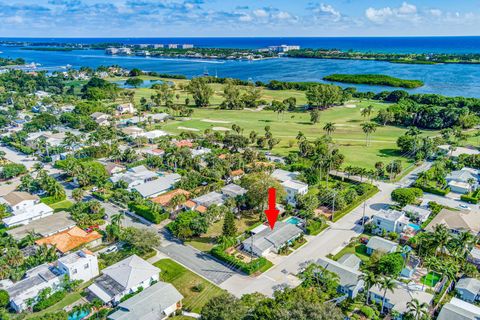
[323,74,424,89]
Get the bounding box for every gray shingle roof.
[242,221,303,253]
[221,184,247,198]
[133,173,180,198]
[192,191,224,207]
[437,297,480,320]
[337,253,362,270]
[108,282,183,320]
[457,278,480,296]
[6,211,75,240]
[366,236,398,253]
[316,257,363,289]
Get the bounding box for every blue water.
[2,37,480,53]
[68,310,89,320]
[1,37,479,97]
[112,79,165,89]
[408,223,421,231]
[285,217,303,225]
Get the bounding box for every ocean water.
[1,37,479,97]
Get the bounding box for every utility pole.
[362,200,367,231]
[331,190,337,222]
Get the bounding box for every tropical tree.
[323,122,336,136]
[361,122,377,146]
[406,298,429,320]
[379,276,396,314]
[360,270,379,305]
[72,188,85,202]
[431,224,451,257]
[361,105,374,120]
[111,213,124,227]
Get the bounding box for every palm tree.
[323,122,336,136]
[406,298,429,320]
[111,213,124,227]
[361,122,377,146]
[431,224,451,257]
[453,231,476,259]
[72,188,85,202]
[361,105,374,120]
[360,270,379,305]
[379,276,396,314]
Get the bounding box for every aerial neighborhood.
[0,37,480,320]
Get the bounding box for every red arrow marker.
[264,187,280,230]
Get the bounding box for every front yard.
[154,259,225,313]
[332,241,371,263]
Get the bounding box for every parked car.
[458,204,471,210]
[85,225,99,233]
[356,216,370,225]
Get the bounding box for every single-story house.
[337,253,362,270]
[191,191,225,208]
[3,203,54,227]
[229,169,244,181]
[437,297,480,320]
[316,257,364,298]
[366,236,398,255]
[35,226,102,254]
[57,249,99,282]
[456,278,480,303]
[372,209,410,235]
[116,103,136,115]
[446,168,479,194]
[438,145,480,159]
[91,112,110,126]
[369,281,434,316]
[132,173,181,198]
[138,130,169,141]
[173,140,193,148]
[191,147,211,158]
[6,211,76,240]
[122,126,145,138]
[271,169,300,182]
[424,208,480,236]
[402,205,432,223]
[6,264,64,312]
[104,162,126,176]
[151,189,190,207]
[221,183,247,198]
[107,282,183,320]
[242,221,303,257]
[88,255,160,305]
[468,247,480,266]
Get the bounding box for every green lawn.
[421,272,442,287]
[332,243,370,263]
[24,292,83,319]
[154,259,225,313]
[49,200,74,212]
[186,215,259,252]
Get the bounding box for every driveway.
[158,229,237,285]
[0,146,38,170]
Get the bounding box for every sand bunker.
[212,126,231,131]
[178,126,200,132]
[201,119,231,124]
[344,104,357,108]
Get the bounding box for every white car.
[458,204,471,211]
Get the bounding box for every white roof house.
[88,255,160,304]
[437,297,480,320]
[3,203,54,227]
[107,282,183,320]
[0,191,39,211]
[369,281,434,315]
[132,173,181,198]
[456,278,480,303]
[402,205,432,223]
[6,263,64,312]
[57,250,99,282]
[271,169,300,182]
[116,103,136,115]
[110,165,158,189]
[191,191,224,208]
[138,130,169,141]
[281,179,308,206]
[372,209,410,234]
[438,145,480,158]
[446,168,479,194]
[425,208,480,235]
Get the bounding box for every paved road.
[157,229,237,284]
[0,145,38,170]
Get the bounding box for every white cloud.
[253,9,268,18]
[5,15,23,24]
[429,9,442,17]
[239,14,252,22]
[312,3,341,21]
[365,2,418,24]
[275,11,291,20]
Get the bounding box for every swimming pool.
[408,223,421,231]
[285,216,303,225]
[68,310,90,320]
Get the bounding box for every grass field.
[332,243,371,263]
[125,76,439,169]
[154,259,225,313]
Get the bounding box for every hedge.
[128,203,168,224]
[92,191,112,201]
[460,194,479,204]
[210,245,270,275]
[414,184,450,196]
[33,290,66,311]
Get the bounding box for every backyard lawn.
[49,199,74,212]
[186,215,259,252]
[154,259,225,313]
[332,243,371,263]
[421,272,442,287]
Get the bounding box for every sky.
[0,0,479,37]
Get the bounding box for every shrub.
[306,219,323,235]
[0,289,9,308]
[210,245,270,275]
[414,184,450,196]
[391,187,423,206]
[33,290,66,311]
[192,283,205,292]
[460,194,479,204]
[360,306,375,319]
[128,203,168,224]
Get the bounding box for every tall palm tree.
[323,122,336,136]
[361,122,377,146]
[111,213,124,227]
[431,224,451,257]
[379,276,396,314]
[453,231,476,259]
[360,270,379,305]
[361,105,374,120]
[406,298,429,320]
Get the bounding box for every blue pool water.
[409,223,421,231]
[285,217,302,225]
[68,310,90,320]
